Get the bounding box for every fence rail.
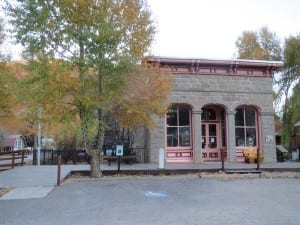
[32,149,90,165]
[0,150,29,170]
[33,147,145,165]
[0,147,145,167]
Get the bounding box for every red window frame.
[166,105,192,148]
[235,106,258,147]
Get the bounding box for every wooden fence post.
[12,151,15,169]
[21,150,25,166]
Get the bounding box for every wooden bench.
[243,148,263,163]
[235,149,245,162]
[0,150,28,171]
[103,155,137,166]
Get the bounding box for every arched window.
[235,107,257,147]
[166,105,191,147]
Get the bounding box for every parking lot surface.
[1,175,300,225]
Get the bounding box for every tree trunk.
[79,107,103,178]
[89,111,106,178]
[86,109,105,178]
[89,149,102,178]
[88,59,106,178]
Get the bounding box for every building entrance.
[201,123,222,161]
[201,106,227,162]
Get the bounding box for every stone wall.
[172,74,273,110]
[148,73,276,163]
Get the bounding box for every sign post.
[116,145,124,172]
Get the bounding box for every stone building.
[143,57,283,164]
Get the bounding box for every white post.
[159,148,164,169]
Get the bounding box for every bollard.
[256,148,260,171]
[57,155,61,186]
[117,156,121,172]
[221,148,224,172]
[159,148,165,169]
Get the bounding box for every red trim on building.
[145,57,283,77]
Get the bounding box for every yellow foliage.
[114,61,173,129]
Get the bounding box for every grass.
[0,187,11,197]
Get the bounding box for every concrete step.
[225,169,262,174]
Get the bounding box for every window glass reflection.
[236,128,245,146]
[179,107,190,125]
[167,127,178,147]
[245,108,255,126]
[235,108,244,126]
[167,107,177,126]
[179,127,190,146]
[235,107,257,147]
[166,105,191,147]
[246,128,256,146]
[202,108,216,120]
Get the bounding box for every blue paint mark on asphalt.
[144,191,169,198]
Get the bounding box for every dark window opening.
[202,108,216,121]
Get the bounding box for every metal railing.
[32,147,145,165]
[32,149,89,165]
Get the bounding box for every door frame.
[200,105,227,162]
[201,122,222,161]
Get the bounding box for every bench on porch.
[103,155,138,166]
[243,148,264,163]
[0,150,29,171]
[236,149,245,162]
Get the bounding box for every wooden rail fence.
[0,150,29,171]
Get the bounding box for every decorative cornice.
[145,57,283,77]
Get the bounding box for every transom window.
[166,105,191,147]
[235,107,257,147]
[202,108,216,121]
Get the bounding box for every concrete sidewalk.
[2,162,300,188]
[1,162,300,200]
[0,165,89,188]
[0,165,89,200]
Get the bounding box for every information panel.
[116,145,124,156]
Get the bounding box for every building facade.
[144,57,283,163]
[1,134,25,152]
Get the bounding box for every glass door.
[201,123,221,161]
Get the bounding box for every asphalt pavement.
[1,175,300,225]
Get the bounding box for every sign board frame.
[116,145,124,156]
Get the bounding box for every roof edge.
[146,56,283,68]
